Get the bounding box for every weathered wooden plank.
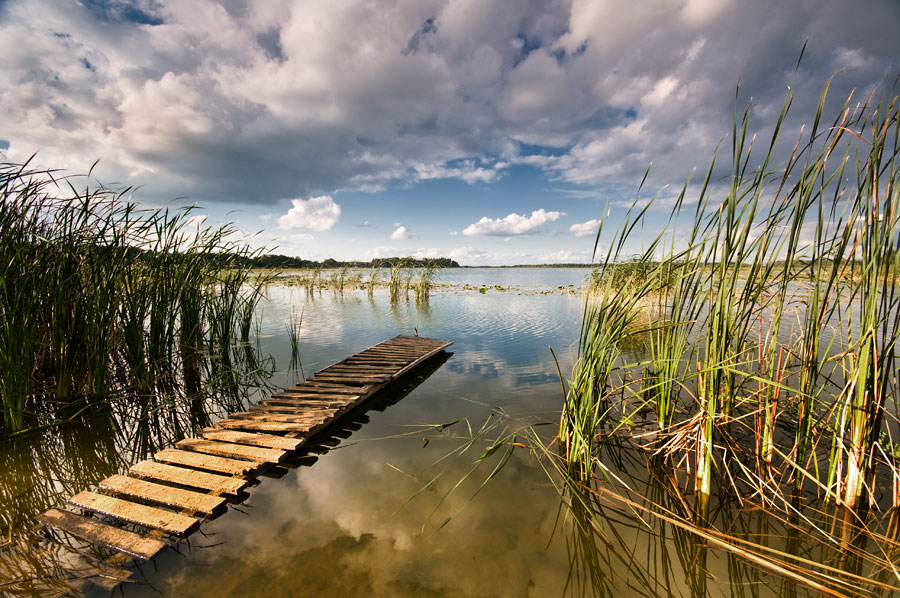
[98,475,225,515]
[176,438,286,463]
[252,404,349,415]
[270,392,361,401]
[39,334,453,579]
[309,376,382,385]
[155,449,258,477]
[342,356,411,362]
[39,508,167,560]
[337,362,408,369]
[318,367,396,375]
[356,351,415,358]
[201,428,304,451]
[300,380,378,389]
[386,336,450,347]
[289,384,371,395]
[216,418,318,433]
[129,460,246,495]
[266,399,355,408]
[381,344,436,351]
[252,406,319,416]
[263,395,356,406]
[250,410,346,423]
[261,404,352,414]
[393,341,454,379]
[228,412,335,423]
[392,334,447,344]
[314,372,390,380]
[69,492,198,536]
[323,363,400,369]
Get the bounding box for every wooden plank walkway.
[38,334,452,568]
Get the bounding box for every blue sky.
[1,0,898,264]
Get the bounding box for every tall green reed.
[0,161,273,434]
[388,259,409,303]
[560,76,900,516]
[413,260,440,303]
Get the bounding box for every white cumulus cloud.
[390,225,416,240]
[463,209,564,236]
[569,219,602,237]
[278,196,341,231]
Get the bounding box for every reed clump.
[560,76,900,519]
[0,161,272,434]
[388,259,410,303]
[413,260,439,303]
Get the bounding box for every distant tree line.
[243,254,460,269]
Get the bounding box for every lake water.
[2,268,897,597]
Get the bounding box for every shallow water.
[130,285,586,598]
[3,269,898,597]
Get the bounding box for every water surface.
[3,268,895,597]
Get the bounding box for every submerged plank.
[129,460,246,495]
[39,508,167,560]
[176,438,286,463]
[201,428,304,451]
[98,475,225,515]
[68,492,198,536]
[155,448,258,477]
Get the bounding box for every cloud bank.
[0,0,896,207]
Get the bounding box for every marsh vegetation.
[0,162,273,436]
[278,258,441,303]
[543,80,900,595]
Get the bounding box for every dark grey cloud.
[0,0,896,206]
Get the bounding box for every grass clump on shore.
[0,161,272,435]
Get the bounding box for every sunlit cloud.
[463,209,564,237]
[278,196,341,231]
[390,225,417,240]
[569,219,601,237]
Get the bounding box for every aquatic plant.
[367,263,382,298]
[413,260,440,303]
[388,259,409,303]
[560,73,900,519]
[0,161,273,434]
[286,307,303,373]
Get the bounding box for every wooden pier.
[37,335,452,567]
